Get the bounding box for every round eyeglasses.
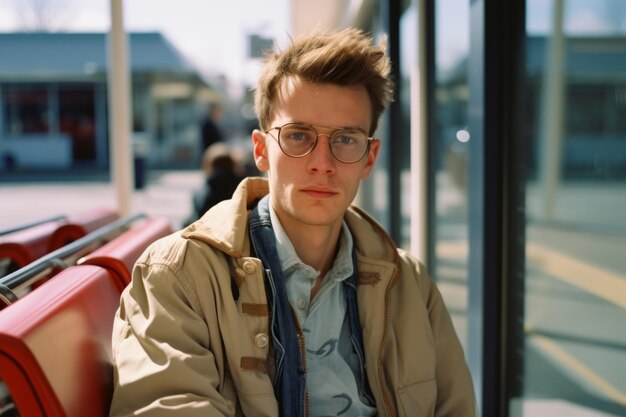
[265,122,374,164]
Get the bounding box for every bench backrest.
[48,207,119,251]
[0,264,121,417]
[0,208,119,276]
[79,217,172,291]
[0,220,64,273]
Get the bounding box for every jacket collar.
[182,177,267,257]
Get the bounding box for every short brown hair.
[254,28,394,135]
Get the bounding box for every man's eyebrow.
[296,122,368,133]
[340,127,367,133]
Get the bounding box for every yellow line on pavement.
[438,240,626,309]
[527,244,626,309]
[438,239,626,407]
[530,331,626,408]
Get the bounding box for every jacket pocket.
[398,378,436,417]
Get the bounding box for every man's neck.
[283,221,341,277]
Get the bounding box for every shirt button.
[254,333,269,349]
[242,261,257,274]
[297,298,306,310]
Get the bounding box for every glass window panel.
[2,86,49,135]
[399,2,417,251]
[512,1,626,416]
[432,0,471,351]
[59,85,96,161]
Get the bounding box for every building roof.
[0,32,196,79]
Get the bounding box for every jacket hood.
[182,176,399,265]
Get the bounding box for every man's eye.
[287,131,310,141]
[333,134,358,144]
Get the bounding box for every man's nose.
[307,134,337,173]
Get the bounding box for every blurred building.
[526,35,626,179]
[0,32,218,173]
[438,34,626,181]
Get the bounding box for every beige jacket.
[109,177,476,417]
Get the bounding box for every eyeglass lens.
[278,123,369,163]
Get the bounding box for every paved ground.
[0,170,204,232]
[436,225,626,417]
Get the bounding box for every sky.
[0,0,291,90]
[0,0,624,87]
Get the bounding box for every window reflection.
[516,0,626,415]
[432,0,626,415]
[433,0,471,350]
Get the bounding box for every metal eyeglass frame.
[264,122,375,164]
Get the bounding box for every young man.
[109,28,476,417]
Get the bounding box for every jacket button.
[255,333,269,349]
[243,261,257,274]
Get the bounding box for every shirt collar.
[269,203,354,281]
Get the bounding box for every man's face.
[252,76,380,232]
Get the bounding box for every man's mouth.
[301,187,337,199]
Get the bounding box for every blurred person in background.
[201,103,225,153]
[109,28,476,417]
[183,142,244,227]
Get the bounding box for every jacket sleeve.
[109,259,233,417]
[420,264,478,417]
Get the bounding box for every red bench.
[48,207,119,251]
[78,217,172,291]
[0,220,64,274]
[0,208,119,277]
[0,264,120,417]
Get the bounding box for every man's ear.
[360,138,380,179]
[252,129,269,172]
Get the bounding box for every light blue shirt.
[269,206,376,417]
